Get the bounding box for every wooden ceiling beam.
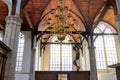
[0,24,4,29]
[89,0,112,45]
[21,0,29,9]
[41,42,82,45]
[36,31,87,35]
[23,9,33,29]
[91,0,112,33]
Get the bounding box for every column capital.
[5,15,23,26]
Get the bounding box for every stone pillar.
[4,15,22,80]
[29,36,36,80]
[88,36,98,80]
[29,49,36,80]
[115,14,120,37]
[15,0,22,15]
[88,46,98,80]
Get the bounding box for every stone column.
[29,36,36,80]
[88,36,98,80]
[88,46,98,80]
[29,49,36,80]
[4,15,22,80]
[115,14,120,37]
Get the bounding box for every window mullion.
[103,35,108,72]
[60,43,62,71]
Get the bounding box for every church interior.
[0,0,120,80]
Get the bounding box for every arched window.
[16,32,25,71]
[50,36,72,71]
[94,22,118,72]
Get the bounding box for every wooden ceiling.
[0,0,117,32]
[0,1,8,30]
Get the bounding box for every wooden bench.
[35,71,90,80]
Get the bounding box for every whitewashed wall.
[42,45,50,71]
[98,73,117,80]
[82,40,90,70]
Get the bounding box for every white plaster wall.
[98,73,117,80]
[82,40,90,70]
[72,48,77,71]
[42,45,50,71]
[114,35,120,62]
[15,31,32,80]
[79,49,83,70]
[15,74,29,80]
[35,41,40,71]
[35,40,41,71]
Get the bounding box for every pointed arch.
[94,22,118,72]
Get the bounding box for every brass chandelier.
[47,0,76,41]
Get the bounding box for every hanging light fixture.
[47,0,74,41]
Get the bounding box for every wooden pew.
[35,71,90,80]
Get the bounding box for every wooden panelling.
[35,71,90,80]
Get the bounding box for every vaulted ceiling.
[0,0,117,33]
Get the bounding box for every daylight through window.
[16,32,25,71]
[94,22,118,71]
[50,36,72,71]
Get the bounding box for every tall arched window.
[16,32,25,71]
[50,36,72,71]
[94,22,118,72]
